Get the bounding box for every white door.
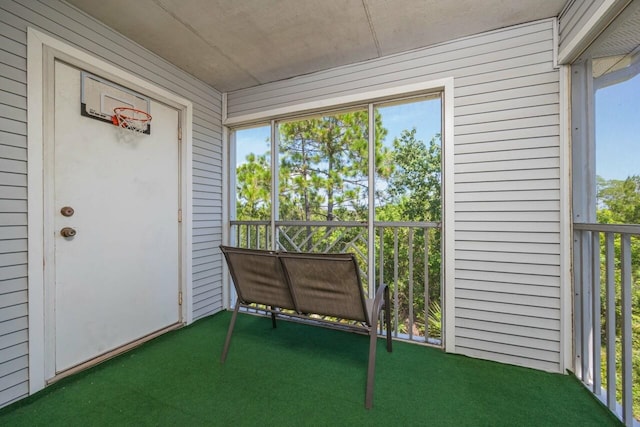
[53,61,181,373]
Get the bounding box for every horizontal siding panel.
[0,34,25,57]
[0,76,25,97]
[0,131,26,149]
[456,147,559,164]
[455,178,560,192]
[0,238,27,254]
[457,327,558,351]
[0,200,26,213]
[455,71,558,98]
[456,270,560,287]
[0,226,27,240]
[456,115,559,136]
[456,221,559,233]
[455,104,559,127]
[456,200,559,212]
[455,278,560,298]
[455,82,559,107]
[0,303,25,324]
[455,299,559,319]
[0,158,25,174]
[456,337,559,364]
[0,19,25,43]
[456,93,559,116]
[456,230,559,244]
[0,329,26,351]
[0,117,25,136]
[455,250,559,266]
[455,137,560,154]
[456,259,560,277]
[0,278,27,294]
[0,368,26,393]
[0,290,26,309]
[455,125,560,145]
[0,317,27,337]
[0,265,27,282]
[456,346,559,372]
[455,210,560,222]
[454,58,553,89]
[0,103,26,122]
[455,240,559,255]
[0,172,26,187]
[0,213,26,226]
[193,302,222,321]
[0,252,27,268]
[0,354,27,379]
[0,52,24,77]
[457,288,560,309]
[457,307,560,331]
[457,317,560,341]
[456,168,560,183]
[193,291,221,309]
[0,145,27,163]
[0,343,26,370]
[455,189,560,202]
[0,185,26,199]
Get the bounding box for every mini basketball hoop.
[112,107,152,135]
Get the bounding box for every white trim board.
[222,77,456,352]
[27,28,194,395]
[223,79,455,126]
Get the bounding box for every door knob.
[60,227,77,238]
[60,206,74,217]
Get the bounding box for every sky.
[595,72,640,181]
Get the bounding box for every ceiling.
[67,0,567,92]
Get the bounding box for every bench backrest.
[220,245,296,311]
[278,251,370,325]
[220,246,370,325]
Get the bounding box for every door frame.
[27,28,194,394]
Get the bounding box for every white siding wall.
[0,0,223,408]
[559,0,606,50]
[227,20,562,372]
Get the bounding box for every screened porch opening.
[228,94,443,346]
[571,2,640,424]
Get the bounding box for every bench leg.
[221,300,241,363]
[385,285,392,353]
[365,321,378,409]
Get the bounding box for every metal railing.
[573,222,640,426]
[230,220,442,346]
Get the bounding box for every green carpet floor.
[0,312,622,426]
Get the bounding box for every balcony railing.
[230,220,442,346]
[573,222,640,426]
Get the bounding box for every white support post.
[367,104,376,299]
[271,120,279,251]
[228,129,237,309]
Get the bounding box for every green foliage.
[236,152,271,220]
[234,113,442,340]
[596,175,640,418]
[278,111,390,221]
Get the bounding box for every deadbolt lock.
[60,227,77,238]
[60,206,74,217]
